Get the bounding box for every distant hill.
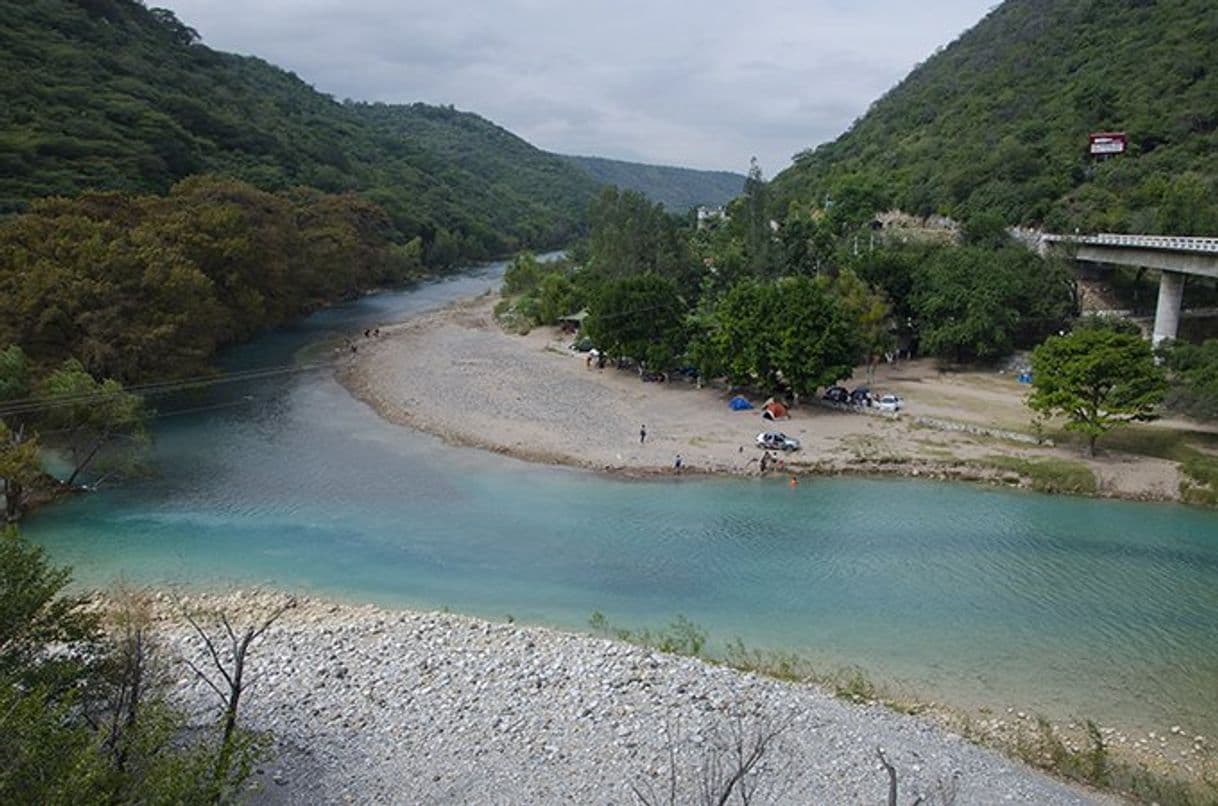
[771,0,1218,235]
[0,0,600,262]
[562,155,745,212]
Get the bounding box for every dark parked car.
[850,387,872,407]
[822,386,849,404]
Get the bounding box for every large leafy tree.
[825,269,894,383]
[0,422,40,523]
[584,274,688,370]
[694,277,858,397]
[914,245,1075,363]
[587,187,697,294]
[1028,328,1167,456]
[773,277,861,396]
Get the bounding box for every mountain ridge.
[771,0,1218,235]
[0,0,599,263]
[560,155,745,211]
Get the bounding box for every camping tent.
[728,395,754,411]
[762,400,789,420]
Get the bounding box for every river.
[21,259,1218,739]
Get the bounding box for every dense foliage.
[1160,339,1218,420]
[500,168,1077,393]
[772,0,1218,235]
[0,528,264,803]
[585,187,698,294]
[0,176,415,382]
[910,244,1075,363]
[562,155,745,212]
[0,0,599,263]
[1029,326,1167,454]
[584,275,688,371]
[691,277,860,397]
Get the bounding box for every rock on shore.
[155,592,1108,805]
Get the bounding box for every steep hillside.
[0,0,600,261]
[562,155,744,212]
[772,0,1218,235]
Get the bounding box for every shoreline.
[138,589,1126,804]
[337,293,1196,506]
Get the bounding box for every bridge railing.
[1043,233,1218,253]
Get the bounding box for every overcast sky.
[157,1,995,175]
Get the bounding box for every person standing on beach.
[640,425,647,444]
[673,454,683,474]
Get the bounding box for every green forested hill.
[0,0,600,262]
[561,155,745,212]
[772,0,1218,235]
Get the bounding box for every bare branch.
[179,607,235,691]
[876,747,898,806]
[180,654,228,706]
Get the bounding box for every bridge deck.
[1043,233,1218,254]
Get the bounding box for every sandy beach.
[340,294,1189,502]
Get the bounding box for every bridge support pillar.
[1152,270,1185,346]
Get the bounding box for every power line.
[0,360,339,419]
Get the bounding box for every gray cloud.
[159,0,995,173]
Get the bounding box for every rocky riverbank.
[148,591,1110,804]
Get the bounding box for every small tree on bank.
[1027,328,1167,456]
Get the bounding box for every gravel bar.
[152,592,1111,805]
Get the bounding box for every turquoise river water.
[22,260,1218,737]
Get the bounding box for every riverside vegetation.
[0,527,286,804]
[495,177,1218,502]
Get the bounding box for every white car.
[877,394,903,412]
[756,431,801,451]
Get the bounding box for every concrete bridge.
[1041,233,1218,344]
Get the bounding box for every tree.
[741,157,774,275]
[0,421,40,523]
[177,594,293,789]
[0,527,101,692]
[0,345,30,404]
[913,245,1074,364]
[39,360,148,487]
[585,275,688,370]
[1155,174,1218,236]
[587,188,697,295]
[1028,329,1167,456]
[694,277,857,397]
[0,531,268,803]
[772,277,860,398]
[825,269,894,383]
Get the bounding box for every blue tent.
[729,395,754,411]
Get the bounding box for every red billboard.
[1089,132,1127,156]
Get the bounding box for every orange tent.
[762,401,788,420]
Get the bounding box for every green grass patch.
[997,718,1217,806]
[981,456,1098,495]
